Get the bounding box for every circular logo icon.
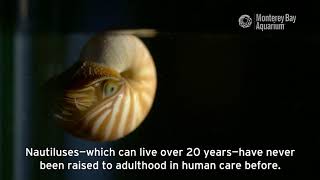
[239,15,252,28]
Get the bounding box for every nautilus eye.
[49,31,157,141]
[103,80,121,98]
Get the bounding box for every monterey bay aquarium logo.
[238,14,296,31]
[238,15,252,28]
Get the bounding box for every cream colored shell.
[54,32,157,141]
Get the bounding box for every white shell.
[54,32,157,141]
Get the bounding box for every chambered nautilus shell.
[50,30,157,141]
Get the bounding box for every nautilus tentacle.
[52,31,157,141]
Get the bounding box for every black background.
[1,0,319,179]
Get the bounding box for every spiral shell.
[53,32,157,141]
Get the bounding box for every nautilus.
[49,30,157,141]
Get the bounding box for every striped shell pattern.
[54,33,157,141]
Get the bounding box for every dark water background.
[1,0,319,179]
